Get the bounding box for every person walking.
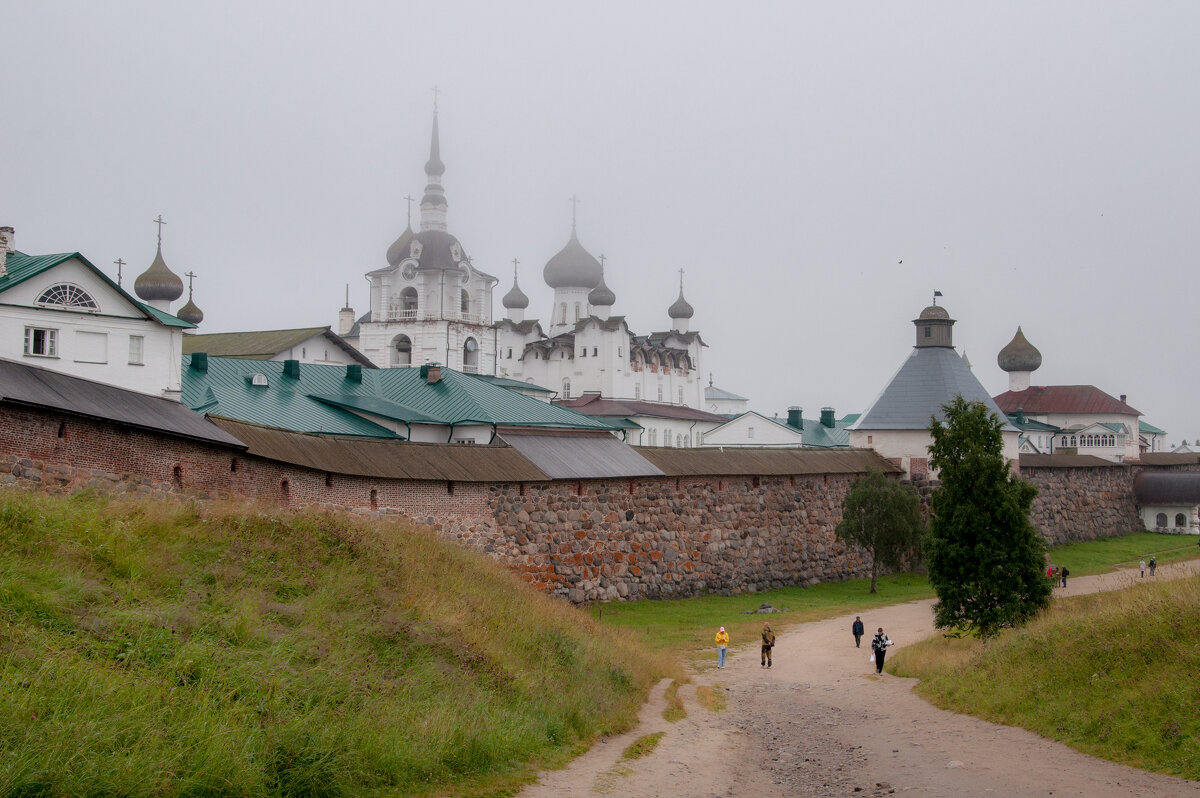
[1149,556,1157,576]
[852,616,865,648]
[1060,565,1068,588]
[715,626,729,669]
[871,627,893,675]
[761,622,776,668]
[1139,558,1146,578]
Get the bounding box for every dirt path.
[521,560,1200,797]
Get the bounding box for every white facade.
[0,248,185,397]
[705,384,750,416]
[1139,505,1199,534]
[848,428,1021,477]
[702,412,804,448]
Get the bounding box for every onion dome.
[386,224,415,267]
[502,273,529,310]
[177,296,203,325]
[588,270,616,306]
[395,229,467,273]
[134,243,184,302]
[544,230,603,289]
[997,326,1042,373]
[668,288,694,319]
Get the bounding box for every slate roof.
[0,250,194,328]
[1139,452,1200,466]
[705,385,748,402]
[557,393,728,423]
[993,385,1141,416]
[183,356,616,437]
[183,326,376,367]
[1133,471,1200,504]
[498,429,663,479]
[0,358,244,448]
[851,347,1016,432]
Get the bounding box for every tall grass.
[891,575,1200,780]
[0,490,673,797]
[1048,531,1198,576]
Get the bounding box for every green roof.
[182,357,616,437]
[183,327,374,364]
[1,250,194,329]
[1140,420,1166,435]
[468,373,555,393]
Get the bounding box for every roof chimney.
[0,226,13,277]
[283,359,300,379]
[820,407,836,428]
[345,364,362,382]
[786,406,802,430]
[190,352,208,372]
[420,362,443,384]
[1120,394,1127,404]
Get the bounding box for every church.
[338,113,710,415]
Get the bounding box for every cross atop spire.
[404,195,415,227]
[114,258,125,286]
[345,283,350,307]
[599,253,606,269]
[569,195,580,232]
[432,84,440,114]
[511,257,520,280]
[678,267,685,290]
[152,214,166,247]
[184,271,197,299]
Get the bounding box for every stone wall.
[1020,465,1142,545]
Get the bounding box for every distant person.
[1047,564,1055,580]
[852,616,865,648]
[871,627,893,675]
[761,622,776,668]
[1060,566,1069,588]
[1140,558,1146,578]
[715,626,729,669]
[1149,556,1157,576]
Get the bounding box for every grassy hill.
[0,490,673,797]
[891,574,1200,780]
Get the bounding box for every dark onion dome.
[134,244,184,302]
[543,230,603,289]
[386,224,415,267]
[668,289,694,319]
[502,277,529,309]
[177,297,203,325]
[997,326,1043,373]
[425,113,445,177]
[588,271,616,306]
[916,304,950,321]
[396,229,468,272]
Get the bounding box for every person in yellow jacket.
[715,626,729,668]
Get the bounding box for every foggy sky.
[5,2,1198,443]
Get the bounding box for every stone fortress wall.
[1,402,1192,603]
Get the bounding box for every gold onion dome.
[997,326,1042,373]
[134,243,184,302]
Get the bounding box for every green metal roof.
[182,356,616,437]
[1,250,194,329]
[468,373,555,393]
[1139,420,1166,435]
[182,326,374,364]
[1099,422,1125,433]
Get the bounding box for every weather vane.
[933,290,943,305]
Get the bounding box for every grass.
[0,489,676,797]
[890,574,1200,780]
[662,680,686,722]
[621,732,664,760]
[694,684,726,713]
[1048,531,1198,576]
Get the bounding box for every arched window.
[676,434,683,447]
[461,289,470,315]
[400,286,418,313]
[562,378,571,399]
[559,302,567,323]
[1156,513,1168,528]
[664,429,672,447]
[1061,436,1067,446]
[462,337,479,372]
[1070,436,1077,447]
[391,334,413,366]
[36,283,99,311]
[574,302,581,322]
[1176,513,1187,527]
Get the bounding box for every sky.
[5,2,1198,444]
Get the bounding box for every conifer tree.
[835,469,925,593]
[925,396,1052,637]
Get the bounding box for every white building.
[184,326,374,368]
[0,225,194,398]
[704,381,749,416]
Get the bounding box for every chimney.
[283,359,300,379]
[820,407,836,428]
[1016,407,1025,424]
[786,406,802,430]
[1120,394,1127,404]
[0,226,13,277]
[190,352,208,372]
[420,362,443,384]
[345,364,362,382]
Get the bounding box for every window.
[562,378,571,399]
[559,302,567,323]
[678,387,684,405]
[574,302,581,322]
[581,348,587,357]
[592,347,597,357]
[1156,513,1168,528]
[461,289,470,315]
[506,347,512,359]
[748,426,755,439]
[391,334,413,366]
[400,287,418,312]
[657,385,663,402]
[128,335,144,365]
[676,434,683,448]
[664,429,672,447]
[36,283,99,311]
[24,327,58,357]
[924,326,931,337]
[634,384,641,399]
[618,346,622,357]
[251,373,269,386]
[1176,513,1187,528]
[462,337,479,372]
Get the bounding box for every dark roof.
[494,318,544,335]
[0,358,244,449]
[557,393,728,423]
[1018,453,1124,469]
[386,224,415,267]
[1133,471,1200,504]
[668,289,694,319]
[851,346,1015,432]
[639,447,900,477]
[390,229,468,273]
[993,385,1141,416]
[183,326,376,367]
[997,327,1043,373]
[210,419,544,481]
[498,429,663,479]
[1139,452,1200,466]
[543,230,602,289]
[502,277,530,309]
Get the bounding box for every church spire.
[420,97,448,232]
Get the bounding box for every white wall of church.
[849,428,1021,478]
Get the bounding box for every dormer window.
[37,283,99,311]
[250,373,269,387]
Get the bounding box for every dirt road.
[521,560,1200,797]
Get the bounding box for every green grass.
[0,490,673,797]
[1048,531,1198,576]
[621,732,664,760]
[662,680,686,722]
[891,574,1200,780]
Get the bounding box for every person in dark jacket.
[761,622,776,667]
[1149,556,1157,576]
[1060,566,1069,588]
[871,628,893,674]
[852,616,865,648]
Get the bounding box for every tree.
[835,469,925,593]
[925,395,1052,637]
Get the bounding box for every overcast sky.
[5,2,1198,443]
